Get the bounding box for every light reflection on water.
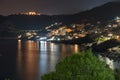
[16,40,81,80]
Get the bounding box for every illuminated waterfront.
[0,39,83,80]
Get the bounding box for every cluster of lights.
[18,32,37,40]
[45,22,62,30]
[24,12,41,16]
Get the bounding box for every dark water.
[0,39,82,80]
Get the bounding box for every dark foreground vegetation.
[41,49,119,80]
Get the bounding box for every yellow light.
[24,11,41,15]
[74,44,78,53]
[26,32,32,36]
[29,12,36,15]
[33,32,37,35]
[116,36,119,39]
[66,29,72,33]
[18,39,21,42]
[18,35,22,38]
[75,36,79,39]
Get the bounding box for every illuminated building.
[116,16,120,23]
[22,11,41,16]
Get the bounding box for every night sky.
[0,0,114,15]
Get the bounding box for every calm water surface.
[0,39,83,80]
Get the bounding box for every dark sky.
[0,0,113,15]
